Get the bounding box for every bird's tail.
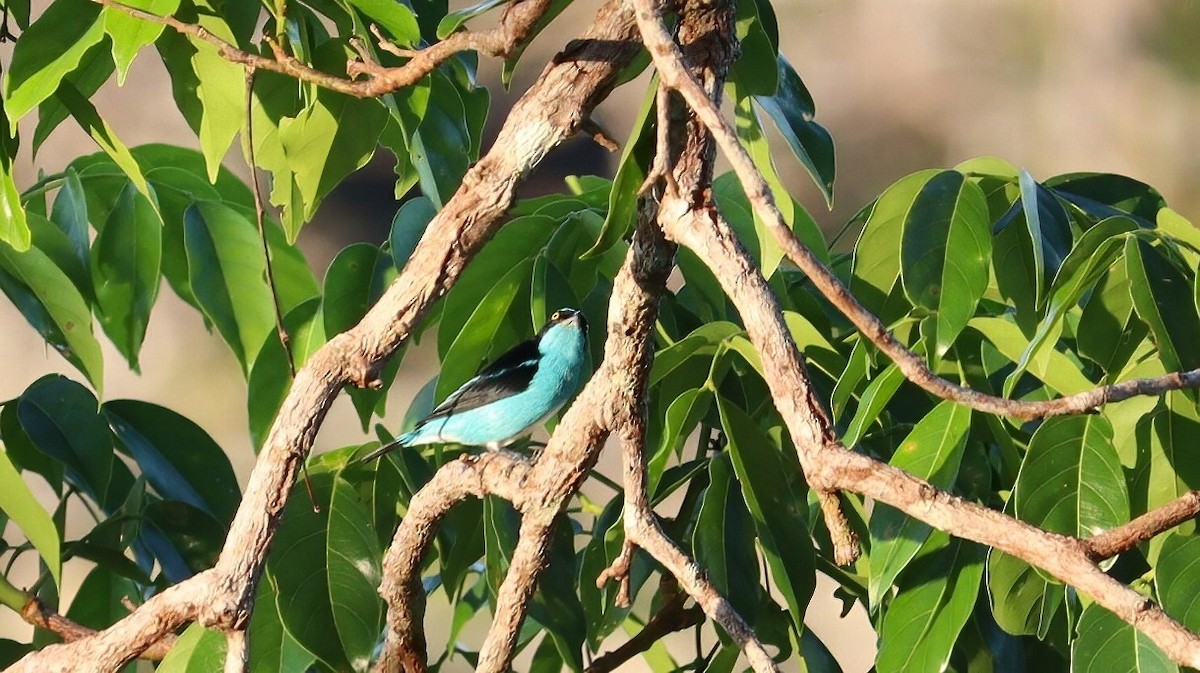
[357,431,413,463]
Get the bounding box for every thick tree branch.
[97,0,553,98]
[1085,491,1200,561]
[9,594,176,661]
[377,452,531,672]
[628,0,1200,422]
[10,3,642,670]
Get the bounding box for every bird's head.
[538,308,588,354]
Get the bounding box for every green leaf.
[1010,216,1137,388]
[267,470,352,671]
[436,0,506,38]
[277,90,387,239]
[437,257,534,401]
[499,0,573,87]
[1155,533,1200,632]
[438,214,555,355]
[64,564,138,629]
[158,624,227,672]
[389,197,436,270]
[987,548,1065,638]
[868,401,970,606]
[728,0,777,96]
[851,170,941,319]
[248,299,323,449]
[91,183,162,370]
[1014,416,1127,538]
[1071,603,1176,673]
[585,82,655,259]
[17,375,114,508]
[102,0,181,84]
[184,201,276,373]
[969,316,1094,395]
[1013,169,1073,306]
[328,473,383,671]
[1143,392,1200,558]
[55,82,153,203]
[32,39,115,154]
[144,500,225,573]
[49,168,91,278]
[0,243,104,389]
[190,15,244,183]
[1047,172,1165,225]
[0,446,61,587]
[345,0,420,45]
[726,98,829,276]
[842,363,906,448]
[103,400,240,524]
[692,452,761,620]
[411,72,473,210]
[249,578,317,673]
[753,56,835,205]
[4,0,105,124]
[0,86,28,251]
[719,396,814,637]
[876,536,985,673]
[1125,237,1200,373]
[323,244,398,428]
[899,170,991,356]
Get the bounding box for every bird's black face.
[544,307,587,336]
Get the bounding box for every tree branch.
[659,181,1200,670]
[10,3,643,670]
[9,594,176,661]
[376,452,532,672]
[627,0,1200,422]
[95,0,552,98]
[1085,491,1200,561]
[585,577,703,673]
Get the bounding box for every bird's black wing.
[420,339,541,423]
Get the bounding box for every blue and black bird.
[362,308,590,461]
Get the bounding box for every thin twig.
[1086,491,1200,561]
[586,578,703,673]
[223,630,247,673]
[95,0,554,98]
[628,0,1200,422]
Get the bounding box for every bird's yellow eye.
[551,310,561,321]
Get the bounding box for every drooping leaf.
[1125,237,1200,373]
[248,578,318,673]
[754,55,835,205]
[868,401,970,606]
[585,82,655,259]
[899,170,991,356]
[389,196,437,270]
[0,446,61,587]
[719,396,814,637]
[851,170,941,319]
[876,536,985,673]
[436,0,506,38]
[189,14,244,182]
[64,564,138,629]
[102,0,181,84]
[4,0,105,124]
[692,452,761,620]
[55,82,153,202]
[267,470,352,671]
[17,375,113,508]
[411,72,473,210]
[183,201,276,373]
[986,547,1066,639]
[90,183,162,370]
[0,241,104,389]
[103,400,239,524]
[327,473,383,671]
[1155,533,1200,632]
[728,0,777,96]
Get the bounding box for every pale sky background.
[2,1,1200,670]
